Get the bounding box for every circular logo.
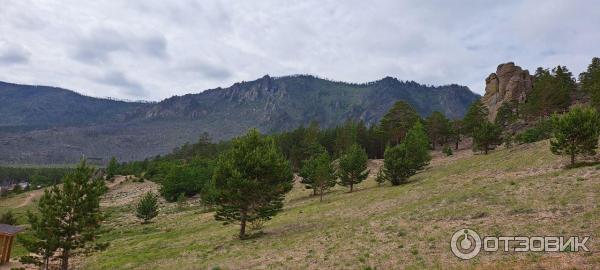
[451,228,482,259]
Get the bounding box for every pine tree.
[212,129,293,239]
[106,156,119,180]
[379,101,420,145]
[525,66,574,118]
[472,121,502,154]
[579,57,600,109]
[425,111,451,149]
[136,192,159,223]
[404,122,431,169]
[381,122,431,185]
[450,120,463,150]
[550,106,600,166]
[20,160,105,270]
[337,143,369,192]
[300,152,336,201]
[463,100,489,136]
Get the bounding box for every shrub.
[442,145,453,156]
[136,192,159,224]
[515,119,553,143]
[0,210,17,225]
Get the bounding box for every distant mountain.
[0,81,147,132]
[0,75,479,164]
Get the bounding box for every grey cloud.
[95,71,146,97]
[180,61,232,80]
[72,28,167,65]
[0,45,30,65]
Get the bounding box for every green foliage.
[463,100,489,136]
[337,144,369,192]
[425,111,451,149]
[211,129,293,239]
[136,192,159,224]
[473,121,502,154]
[382,122,431,185]
[159,158,215,202]
[449,120,463,150]
[580,57,600,109]
[176,193,187,210]
[299,151,336,201]
[0,166,71,188]
[495,102,517,128]
[524,66,575,118]
[20,160,106,270]
[515,119,553,143]
[550,106,600,166]
[379,101,420,145]
[442,145,453,156]
[106,156,119,180]
[0,210,17,225]
[375,169,386,186]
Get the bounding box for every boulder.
[481,62,533,121]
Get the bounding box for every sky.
[0,0,599,101]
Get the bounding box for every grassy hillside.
[4,141,599,269]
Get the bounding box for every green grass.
[5,140,600,269]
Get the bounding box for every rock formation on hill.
[481,62,533,120]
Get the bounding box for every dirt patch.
[100,176,160,207]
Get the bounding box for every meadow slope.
[4,140,600,269]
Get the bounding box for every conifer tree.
[463,100,489,136]
[425,111,451,149]
[579,57,600,109]
[379,101,420,145]
[472,121,502,154]
[337,143,369,192]
[212,129,293,239]
[106,156,119,180]
[136,192,159,224]
[550,106,600,166]
[300,152,336,201]
[381,123,431,185]
[20,160,105,270]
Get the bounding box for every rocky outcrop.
[482,62,533,120]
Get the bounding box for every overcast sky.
[1,0,598,101]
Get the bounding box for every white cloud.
[0,0,598,100]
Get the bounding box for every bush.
[0,210,17,225]
[442,145,453,156]
[136,192,159,224]
[159,158,214,202]
[515,119,553,143]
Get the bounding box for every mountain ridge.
[0,75,480,164]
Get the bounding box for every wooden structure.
[0,224,23,264]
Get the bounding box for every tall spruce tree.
[579,57,600,109]
[337,143,369,192]
[212,129,293,239]
[20,160,105,270]
[550,106,600,166]
[379,101,420,145]
[300,152,336,201]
